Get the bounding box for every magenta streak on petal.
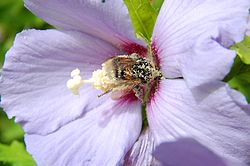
[148,80,161,105]
[151,41,161,68]
[145,42,162,104]
[121,42,147,57]
[120,92,139,103]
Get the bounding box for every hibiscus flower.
[1,0,250,165]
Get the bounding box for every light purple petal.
[24,0,144,47]
[180,37,235,93]
[153,138,228,166]
[124,129,155,166]
[153,0,249,82]
[0,29,120,135]
[153,138,247,166]
[25,98,142,166]
[247,15,250,36]
[147,79,250,163]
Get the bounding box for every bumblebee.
[100,53,161,99]
[111,54,153,82]
[67,53,162,100]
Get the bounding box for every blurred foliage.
[0,0,52,67]
[0,112,24,145]
[0,0,51,165]
[0,141,36,166]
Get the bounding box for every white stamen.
[67,67,117,95]
[67,68,84,95]
[71,68,80,77]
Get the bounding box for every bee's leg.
[98,89,112,97]
[133,84,144,101]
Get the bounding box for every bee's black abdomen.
[132,58,152,83]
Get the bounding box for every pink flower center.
[119,42,163,103]
[67,42,163,104]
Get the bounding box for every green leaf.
[0,110,24,144]
[231,36,250,64]
[223,56,243,82]
[151,0,164,13]
[124,0,157,42]
[225,36,250,102]
[224,57,250,103]
[0,0,52,64]
[229,72,250,103]
[0,141,35,166]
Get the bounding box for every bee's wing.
[113,56,137,80]
[113,56,136,68]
